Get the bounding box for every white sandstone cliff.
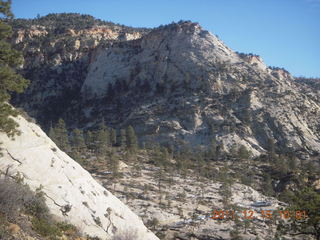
[0,115,158,240]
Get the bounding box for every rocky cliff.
[0,114,158,240]
[9,15,320,159]
[9,13,148,124]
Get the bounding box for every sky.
[12,0,320,77]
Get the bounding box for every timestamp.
[210,209,308,220]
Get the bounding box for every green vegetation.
[49,118,70,153]
[7,13,149,34]
[49,131,318,240]
[70,128,86,162]
[219,163,232,207]
[0,0,29,137]
[126,125,138,151]
[0,177,80,239]
[289,187,320,240]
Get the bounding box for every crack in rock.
[6,150,22,165]
[43,192,72,216]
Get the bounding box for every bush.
[24,189,50,220]
[0,178,34,219]
[112,229,138,240]
[0,178,82,239]
[0,177,50,221]
[0,215,11,240]
[31,218,61,238]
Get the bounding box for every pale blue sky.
[12,0,320,77]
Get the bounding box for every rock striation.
[0,115,158,240]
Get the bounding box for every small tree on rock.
[53,118,70,153]
[126,125,138,151]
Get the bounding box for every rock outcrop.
[78,21,320,157]
[9,16,320,159]
[0,115,158,240]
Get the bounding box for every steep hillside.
[78,21,320,158]
[9,15,320,160]
[0,114,158,240]
[9,13,149,124]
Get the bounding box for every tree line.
[48,118,138,157]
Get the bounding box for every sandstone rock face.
[9,14,148,125]
[9,17,320,159]
[0,115,158,240]
[82,22,240,97]
[79,21,320,157]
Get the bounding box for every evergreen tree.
[153,146,170,168]
[274,155,289,175]
[109,128,116,146]
[288,155,298,171]
[48,123,55,141]
[70,128,86,163]
[219,163,232,207]
[175,150,187,177]
[70,128,86,152]
[238,145,251,160]
[126,125,138,151]
[107,149,120,180]
[85,130,94,150]
[0,1,29,137]
[262,173,274,196]
[118,129,126,147]
[267,138,276,160]
[208,139,217,160]
[53,118,70,152]
[290,187,320,240]
[95,122,109,157]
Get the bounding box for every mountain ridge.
[9,14,320,160]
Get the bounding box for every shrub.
[0,178,36,220]
[0,178,81,239]
[112,229,138,240]
[0,215,11,240]
[24,189,50,220]
[0,225,11,240]
[0,177,50,220]
[31,218,61,238]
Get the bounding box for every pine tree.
[262,173,274,196]
[0,1,29,137]
[70,128,86,152]
[219,163,232,207]
[70,128,86,162]
[95,122,109,157]
[118,129,126,147]
[290,187,320,240]
[48,123,55,141]
[109,128,116,146]
[54,118,70,152]
[85,130,94,150]
[126,125,138,151]
[288,155,297,171]
[107,149,120,180]
[267,138,276,160]
[208,139,217,160]
[238,145,251,160]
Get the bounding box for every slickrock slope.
[0,115,158,240]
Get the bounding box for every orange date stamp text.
[210,209,308,220]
